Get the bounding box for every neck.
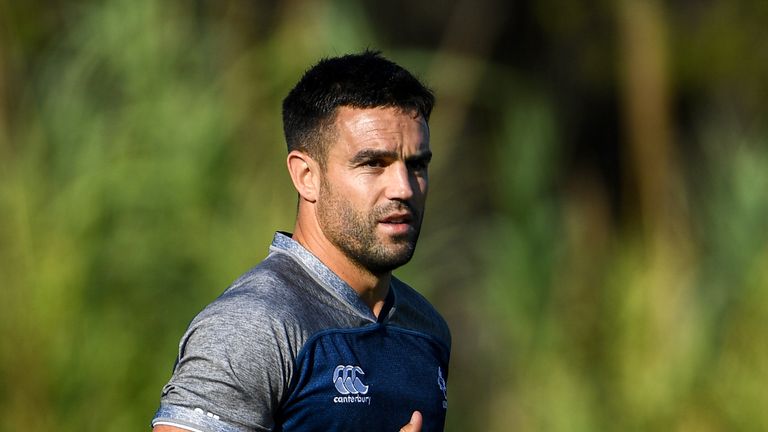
[292,218,391,317]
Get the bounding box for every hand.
[399,411,422,432]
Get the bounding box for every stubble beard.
[316,181,422,275]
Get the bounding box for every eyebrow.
[350,149,433,165]
[350,149,397,165]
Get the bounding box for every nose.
[385,162,415,201]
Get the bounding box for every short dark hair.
[282,50,434,166]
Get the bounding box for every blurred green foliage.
[1,0,767,431]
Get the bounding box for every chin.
[373,249,417,273]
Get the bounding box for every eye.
[363,159,386,168]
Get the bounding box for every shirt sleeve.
[152,294,297,432]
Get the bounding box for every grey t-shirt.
[152,232,451,432]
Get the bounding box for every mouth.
[379,212,413,225]
[378,212,415,236]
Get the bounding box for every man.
[152,51,450,432]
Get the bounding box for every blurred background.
[1,0,767,430]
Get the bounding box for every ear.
[287,150,321,203]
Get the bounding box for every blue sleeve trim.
[151,403,247,432]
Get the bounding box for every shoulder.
[180,254,319,358]
[202,252,311,322]
[156,250,338,431]
[390,277,451,351]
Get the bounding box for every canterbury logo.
[333,365,369,395]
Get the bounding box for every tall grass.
[1,0,766,431]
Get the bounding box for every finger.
[399,411,422,432]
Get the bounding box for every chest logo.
[333,365,369,395]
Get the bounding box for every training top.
[152,232,451,432]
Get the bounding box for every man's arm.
[152,291,295,431]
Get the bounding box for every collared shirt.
[152,232,451,432]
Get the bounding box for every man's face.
[315,106,431,274]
